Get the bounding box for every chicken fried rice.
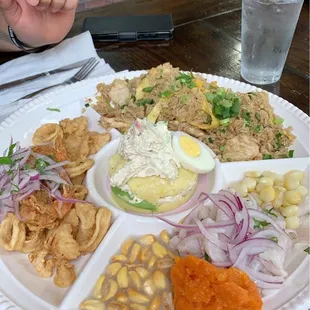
[94,63,295,162]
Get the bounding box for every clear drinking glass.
[241,0,304,85]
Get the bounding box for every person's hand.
[0,0,78,47]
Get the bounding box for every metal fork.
[16,57,99,101]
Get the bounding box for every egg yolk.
[179,135,201,157]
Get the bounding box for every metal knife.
[0,58,92,91]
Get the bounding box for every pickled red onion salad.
[0,140,81,222]
[159,189,302,294]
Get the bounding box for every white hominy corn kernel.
[284,170,304,182]
[245,171,261,178]
[233,183,248,197]
[285,216,300,229]
[251,192,263,206]
[260,186,275,202]
[272,189,285,209]
[256,177,274,191]
[280,205,299,217]
[297,185,308,197]
[262,171,276,180]
[284,190,302,205]
[242,177,257,192]
[274,174,285,186]
[284,178,300,190]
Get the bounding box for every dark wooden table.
[1,0,309,114]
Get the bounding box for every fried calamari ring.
[0,213,26,251]
[65,159,94,178]
[32,123,63,145]
[21,229,45,253]
[79,207,112,254]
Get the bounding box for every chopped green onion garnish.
[254,125,261,133]
[255,112,261,121]
[208,137,214,143]
[85,103,90,108]
[269,236,278,243]
[136,98,154,106]
[219,118,230,125]
[35,158,49,173]
[288,150,294,158]
[219,145,225,151]
[142,86,156,93]
[253,218,270,229]
[46,108,60,112]
[263,154,272,160]
[159,90,172,98]
[8,143,17,157]
[274,117,284,125]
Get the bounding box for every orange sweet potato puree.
[171,255,263,310]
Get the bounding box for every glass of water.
[241,0,304,85]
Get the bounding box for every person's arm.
[0,12,20,51]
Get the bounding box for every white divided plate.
[0,71,309,310]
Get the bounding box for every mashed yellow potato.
[109,154,198,214]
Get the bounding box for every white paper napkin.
[0,31,119,122]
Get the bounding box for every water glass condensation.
[241,0,304,85]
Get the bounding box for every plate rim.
[0,70,309,310]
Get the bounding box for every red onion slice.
[207,193,234,219]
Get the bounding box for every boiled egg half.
[172,131,215,174]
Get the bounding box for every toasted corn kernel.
[102,279,118,301]
[92,275,105,299]
[152,270,166,290]
[159,230,170,244]
[149,295,162,310]
[148,256,156,269]
[126,263,143,268]
[107,263,122,276]
[139,247,152,263]
[112,254,127,263]
[117,266,128,288]
[116,292,128,303]
[167,250,177,259]
[128,289,149,304]
[152,242,167,258]
[129,243,141,263]
[156,258,174,269]
[130,304,147,310]
[121,239,134,256]
[143,278,156,296]
[129,270,141,289]
[136,267,149,279]
[107,301,129,310]
[139,234,156,246]
[80,299,105,310]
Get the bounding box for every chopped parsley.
[263,154,272,160]
[304,247,310,254]
[175,72,196,89]
[263,207,278,217]
[136,98,154,106]
[24,163,31,170]
[159,90,172,98]
[255,112,261,121]
[0,157,13,165]
[204,253,211,262]
[275,132,282,150]
[274,116,284,125]
[84,103,90,108]
[142,86,156,93]
[206,88,241,120]
[35,158,49,174]
[269,236,278,243]
[208,137,214,144]
[253,218,270,229]
[254,125,261,133]
[8,143,17,157]
[46,107,60,112]
[219,145,225,152]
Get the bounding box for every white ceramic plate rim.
[0,70,309,310]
